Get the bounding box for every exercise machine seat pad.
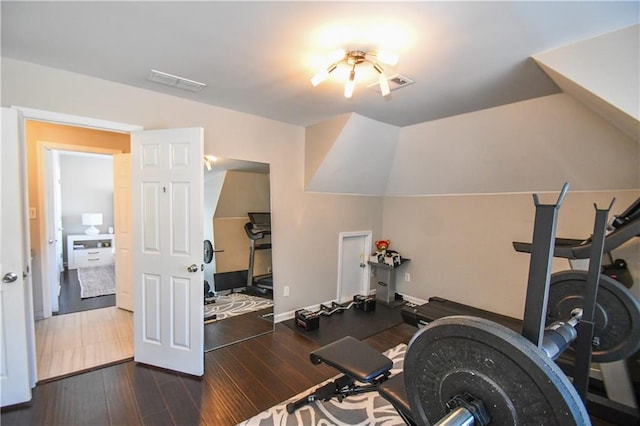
[378,372,414,422]
[310,336,393,383]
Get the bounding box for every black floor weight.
[404,316,590,426]
[547,270,640,363]
[203,239,213,264]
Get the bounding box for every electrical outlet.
[284,286,290,297]
[404,273,411,282]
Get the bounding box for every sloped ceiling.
[305,113,399,194]
[533,25,639,142]
[306,26,639,195]
[2,2,638,127]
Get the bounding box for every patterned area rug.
[204,293,273,324]
[77,265,115,299]
[238,343,407,426]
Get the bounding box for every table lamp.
[82,213,103,235]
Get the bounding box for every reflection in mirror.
[202,156,273,352]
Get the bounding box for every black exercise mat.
[283,302,404,346]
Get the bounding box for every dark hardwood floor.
[1,322,416,426]
[56,269,115,316]
[1,320,616,425]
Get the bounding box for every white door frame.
[336,231,372,302]
[14,106,141,319]
[37,142,122,317]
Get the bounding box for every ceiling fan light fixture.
[312,49,398,99]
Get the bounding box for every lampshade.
[82,213,102,235]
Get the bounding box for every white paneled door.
[1,108,33,406]
[131,128,204,376]
[338,232,372,303]
[114,153,133,311]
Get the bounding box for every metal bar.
[573,200,614,401]
[246,239,256,287]
[521,183,569,347]
[433,407,474,426]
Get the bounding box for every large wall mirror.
[202,156,273,352]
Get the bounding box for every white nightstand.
[66,234,115,270]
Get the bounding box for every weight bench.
[285,335,476,425]
[287,316,590,425]
[285,336,394,414]
[287,336,415,425]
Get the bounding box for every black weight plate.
[548,270,640,363]
[203,239,213,264]
[404,316,589,426]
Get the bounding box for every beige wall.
[387,94,639,195]
[381,91,639,317]
[214,171,271,218]
[213,171,272,276]
[24,119,129,318]
[3,58,384,316]
[4,58,637,321]
[384,190,640,319]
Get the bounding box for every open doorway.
[55,151,115,315]
[25,120,133,381]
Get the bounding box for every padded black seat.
[310,336,392,383]
[378,372,415,424]
[286,336,394,414]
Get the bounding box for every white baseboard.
[274,298,338,324]
[399,293,427,306]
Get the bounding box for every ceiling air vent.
[368,74,414,94]
[147,69,206,93]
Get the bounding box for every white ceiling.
[2,1,638,127]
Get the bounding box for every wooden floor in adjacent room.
[35,306,133,382]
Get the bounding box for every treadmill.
[244,212,273,295]
[513,195,639,288]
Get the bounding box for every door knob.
[187,264,198,273]
[3,272,18,283]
